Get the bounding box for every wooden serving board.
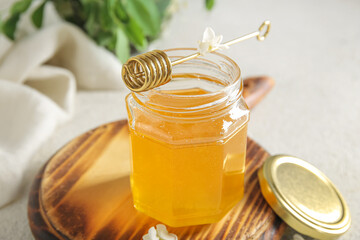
[28,77,287,240]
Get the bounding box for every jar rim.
[130,48,243,117]
[136,48,242,100]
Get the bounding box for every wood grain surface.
[28,76,285,240]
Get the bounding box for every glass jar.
[126,48,250,227]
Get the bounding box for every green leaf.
[52,1,73,18]
[2,14,20,40]
[10,0,32,15]
[53,0,85,26]
[110,0,129,23]
[1,0,33,39]
[126,0,161,38]
[205,0,215,10]
[0,14,3,33]
[100,0,114,31]
[115,27,130,63]
[97,31,116,50]
[84,2,101,37]
[124,18,147,51]
[31,1,47,28]
[153,0,171,19]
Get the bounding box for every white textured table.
[0,0,359,239]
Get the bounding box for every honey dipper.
[121,20,271,92]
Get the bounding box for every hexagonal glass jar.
[126,48,249,227]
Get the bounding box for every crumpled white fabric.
[0,5,124,207]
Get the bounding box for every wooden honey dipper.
[121,20,271,92]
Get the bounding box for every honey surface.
[129,88,248,227]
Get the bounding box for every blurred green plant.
[1,0,215,63]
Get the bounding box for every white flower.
[156,224,177,240]
[197,27,229,56]
[143,224,177,240]
[143,227,159,240]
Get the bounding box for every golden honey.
[126,49,249,227]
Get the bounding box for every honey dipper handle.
[171,20,271,66]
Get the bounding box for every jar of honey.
[126,48,249,227]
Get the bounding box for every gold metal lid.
[258,155,351,239]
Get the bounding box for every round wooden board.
[28,121,286,240]
[28,76,287,239]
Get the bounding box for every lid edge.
[258,155,351,240]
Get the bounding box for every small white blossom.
[142,224,177,240]
[143,227,159,240]
[156,224,178,240]
[197,27,229,56]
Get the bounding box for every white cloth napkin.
[0,17,124,206]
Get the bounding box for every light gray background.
[0,0,359,239]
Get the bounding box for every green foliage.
[32,1,47,28]
[2,14,20,40]
[126,0,161,38]
[10,0,32,15]
[206,0,215,10]
[2,0,32,40]
[116,27,130,63]
[124,18,148,51]
[154,0,171,18]
[1,0,215,63]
